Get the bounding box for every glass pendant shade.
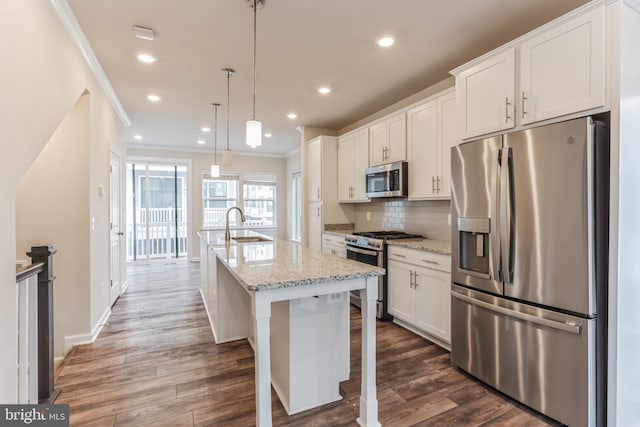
[210,164,220,178]
[246,120,262,147]
[222,149,233,166]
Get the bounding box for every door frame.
[109,151,124,306]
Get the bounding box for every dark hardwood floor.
[55,261,557,426]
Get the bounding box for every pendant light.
[246,0,265,148]
[222,68,236,166]
[210,103,221,177]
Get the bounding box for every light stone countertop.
[387,239,451,255]
[199,230,384,292]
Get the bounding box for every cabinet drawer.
[388,246,451,273]
[322,232,347,247]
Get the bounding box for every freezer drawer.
[451,285,596,427]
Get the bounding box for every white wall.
[16,94,92,358]
[0,0,125,401]
[126,148,288,258]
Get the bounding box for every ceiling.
[68,0,589,156]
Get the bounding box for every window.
[202,172,276,228]
[202,175,239,227]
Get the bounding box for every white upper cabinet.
[519,7,605,125]
[307,137,322,202]
[456,49,516,139]
[453,5,606,140]
[369,113,406,166]
[338,129,369,203]
[407,89,456,200]
[407,101,438,199]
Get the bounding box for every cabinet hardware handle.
[521,91,527,118]
[505,97,511,122]
[422,259,439,265]
[332,249,336,255]
[317,188,321,199]
[394,254,406,258]
[432,176,436,194]
[317,206,321,217]
[436,176,441,193]
[410,271,415,288]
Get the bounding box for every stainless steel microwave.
[365,161,408,198]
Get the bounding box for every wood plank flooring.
[55,261,558,426]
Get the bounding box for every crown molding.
[50,0,131,127]
[285,147,301,158]
[126,142,288,158]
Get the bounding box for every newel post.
[26,245,59,403]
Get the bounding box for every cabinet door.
[369,122,387,166]
[456,49,515,139]
[352,129,370,201]
[337,135,355,202]
[519,7,604,125]
[386,113,407,163]
[307,138,322,202]
[407,101,438,200]
[437,92,456,198]
[387,260,415,322]
[308,202,322,251]
[414,266,451,343]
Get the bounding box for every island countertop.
[199,230,384,292]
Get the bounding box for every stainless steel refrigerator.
[450,116,609,427]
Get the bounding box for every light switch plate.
[366,211,371,221]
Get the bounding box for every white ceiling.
[68,0,589,156]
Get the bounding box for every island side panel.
[270,300,291,412]
[216,257,252,343]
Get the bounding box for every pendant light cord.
[213,103,219,163]
[227,72,231,149]
[252,0,257,121]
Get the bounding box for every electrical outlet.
[327,293,343,304]
[366,211,371,221]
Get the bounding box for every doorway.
[126,162,188,262]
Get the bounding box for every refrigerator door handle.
[451,291,582,335]
[500,147,513,284]
[491,149,502,281]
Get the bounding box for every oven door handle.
[346,246,379,257]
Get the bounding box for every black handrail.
[15,262,44,283]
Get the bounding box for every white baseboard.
[63,306,111,354]
[190,257,200,262]
[121,279,130,294]
[54,356,64,372]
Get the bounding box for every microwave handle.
[387,170,394,192]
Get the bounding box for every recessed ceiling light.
[137,53,157,63]
[287,113,297,119]
[134,26,155,41]
[377,36,395,47]
[264,133,272,138]
[133,134,143,140]
[147,94,161,102]
[318,87,331,95]
[197,139,206,145]
[201,127,211,133]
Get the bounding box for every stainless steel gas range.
[345,231,423,320]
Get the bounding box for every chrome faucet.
[225,206,246,241]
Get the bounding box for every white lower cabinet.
[322,232,346,258]
[387,246,451,347]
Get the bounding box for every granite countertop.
[387,239,451,255]
[199,230,384,292]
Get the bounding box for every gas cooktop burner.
[352,231,423,240]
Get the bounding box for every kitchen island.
[198,230,384,427]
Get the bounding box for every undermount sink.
[231,236,271,243]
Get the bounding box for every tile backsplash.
[353,199,451,241]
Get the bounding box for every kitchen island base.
[199,232,382,427]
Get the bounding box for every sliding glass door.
[126,162,188,262]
